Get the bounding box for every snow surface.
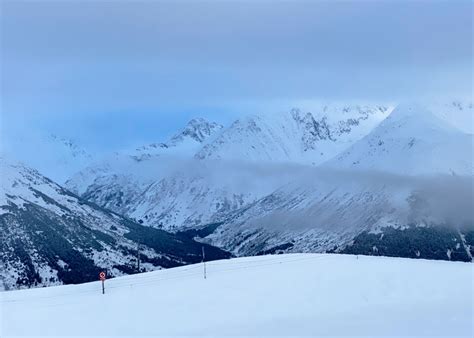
[1,254,472,337]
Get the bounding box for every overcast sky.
[1,0,472,151]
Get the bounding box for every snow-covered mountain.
[121,161,306,230]
[0,157,229,290]
[2,100,472,291]
[196,105,391,165]
[62,101,473,263]
[202,103,473,257]
[325,103,474,175]
[66,105,392,230]
[69,157,303,231]
[66,117,223,196]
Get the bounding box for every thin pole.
[137,242,141,273]
[202,246,206,279]
[102,280,105,294]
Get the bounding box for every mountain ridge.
[0,157,229,290]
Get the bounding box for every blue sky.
[1,0,472,151]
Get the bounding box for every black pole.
[202,246,206,279]
[137,242,141,273]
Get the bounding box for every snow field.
[1,253,472,337]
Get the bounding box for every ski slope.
[1,254,472,337]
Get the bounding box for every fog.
[219,165,474,232]
[81,154,474,230]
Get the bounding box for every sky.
[1,0,472,152]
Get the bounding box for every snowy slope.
[124,160,303,230]
[325,103,474,176]
[72,159,303,231]
[0,157,229,290]
[1,254,472,337]
[428,100,473,134]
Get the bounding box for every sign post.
[99,271,106,294]
[202,246,206,280]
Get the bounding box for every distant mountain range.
[68,101,473,257]
[65,104,394,230]
[1,101,473,289]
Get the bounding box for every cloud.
[239,168,474,232]
[1,0,472,150]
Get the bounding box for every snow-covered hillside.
[1,254,472,337]
[206,167,473,258]
[0,157,229,290]
[428,100,474,134]
[326,103,473,176]
[123,161,306,230]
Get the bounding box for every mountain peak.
[169,118,223,145]
[49,134,92,159]
[381,102,460,134]
[127,117,223,160]
[326,103,473,175]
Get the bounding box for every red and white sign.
[99,272,106,281]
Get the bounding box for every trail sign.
[99,271,106,294]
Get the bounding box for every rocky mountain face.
[131,118,223,160]
[0,158,229,290]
